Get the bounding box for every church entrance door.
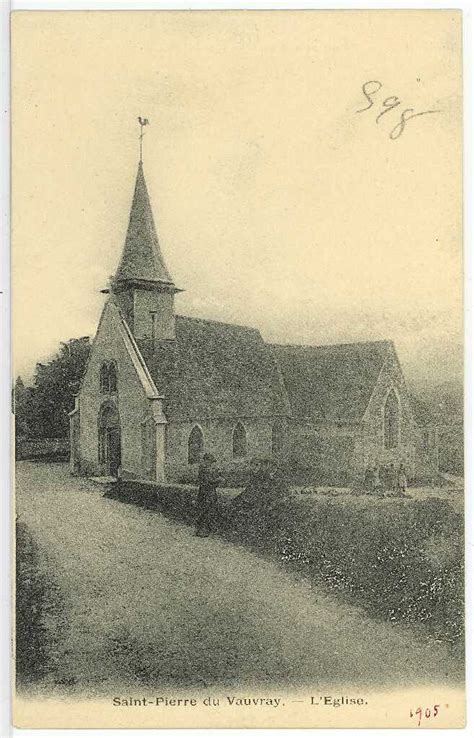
[107,428,121,476]
[99,403,122,477]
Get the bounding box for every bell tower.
[109,122,182,341]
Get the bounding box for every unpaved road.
[15,462,463,696]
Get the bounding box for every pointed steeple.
[111,158,181,342]
[115,161,174,286]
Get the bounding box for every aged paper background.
[11,9,463,729]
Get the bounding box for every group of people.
[363,461,408,496]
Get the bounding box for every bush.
[108,480,464,645]
[16,519,66,685]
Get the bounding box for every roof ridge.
[176,314,259,333]
[270,339,393,351]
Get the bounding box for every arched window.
[100,361,118,394]
[384,389,400,449]
[100,363,109,393]
[232,422,247,459]
[272,420,285,455]
[108,362,117,393]
[188,425,204,464]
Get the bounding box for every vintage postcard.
[11,9,464,730]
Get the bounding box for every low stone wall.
[16,438,70,462]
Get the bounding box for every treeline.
[14,337,91,439]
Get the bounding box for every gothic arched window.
[100,362,109,393]
[384,389,400,449]
[108,362,117,393]
[232,422,247,459]
[188,425,204,465]
[100,361,118,394]
[272,420,285,455]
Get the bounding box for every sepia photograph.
[11,9,464,729]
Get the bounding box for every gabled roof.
[137,316,290,420]
[78,299,161,401]
[271,340,392,423]
[115,162,174,285]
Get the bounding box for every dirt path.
[15,462,463,696]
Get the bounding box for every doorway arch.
[98,402,121,476]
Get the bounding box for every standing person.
[195,453,223,537]
[386,463,397,495]
[397,463,408,496]
[363,464,374,492]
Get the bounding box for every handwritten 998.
[356,80,440,140]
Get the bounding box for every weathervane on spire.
[137,116,150,162]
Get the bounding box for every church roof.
[270,340,392,423]
[137,316,290,420]
[115,162,174,285]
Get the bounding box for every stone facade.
[71,301,167,480]
[275,342,438,484]
[357,345,418,476]
[165,417,277,481]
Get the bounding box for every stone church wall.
[165,417,275,482]
[280,347,438,486]
[358,348,430,480]
[77,303,152,479]
[283,420,357,485]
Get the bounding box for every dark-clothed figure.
[386,463,397,494]
[397,463,408,496]
[195,453,222,537]
[363,465,374,491]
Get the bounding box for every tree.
[15,337,91,439]
[13,376,33,438]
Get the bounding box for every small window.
[100,363,109,393]
[384,389,400,449]
[100,361,118,394]
[232,422,247,459]
[108,363,117,393]
[188,425,204,464]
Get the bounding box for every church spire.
[115,160,175,286]
[111,124,181,341]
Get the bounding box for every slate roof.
[270,340,392,423]
[137,316,290,420]
[115,162,175,285]
[112,163,394,425]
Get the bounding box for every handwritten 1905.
[409,704,442,727]
[356,80,440,140]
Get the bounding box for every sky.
[11,10,462,390]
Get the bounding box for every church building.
[70,157,438,485]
